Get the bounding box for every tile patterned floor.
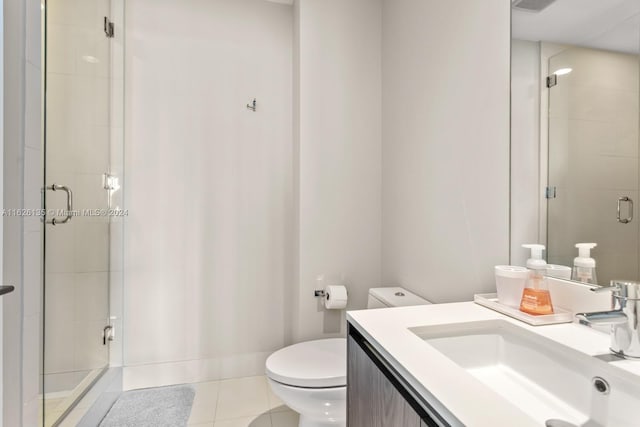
[187,375,299,427]
[60,375,299,427]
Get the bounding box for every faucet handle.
[576,310,627,326]
[593,280,640,300]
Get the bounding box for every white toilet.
[265,287,431,427]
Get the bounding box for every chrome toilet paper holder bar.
[314,290,326,298]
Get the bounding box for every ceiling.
[512,0,640,54]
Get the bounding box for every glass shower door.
[42,0,121,424]
[547,47,640,285]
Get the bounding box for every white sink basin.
[410,320,640,427]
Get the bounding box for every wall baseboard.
[123,352,271,390]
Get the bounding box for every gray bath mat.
[99,385,195,427]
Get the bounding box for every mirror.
[510,0,640,285]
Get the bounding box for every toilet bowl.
[265,287,430,427]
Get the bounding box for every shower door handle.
[44,184,74,225]
[617,196,633,224]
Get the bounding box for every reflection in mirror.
[510,0,640,285]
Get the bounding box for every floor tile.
[268,404,291,414]
[189,403,218,425]
[270,410,299,427]
[192,381,220,407]
[215,376,270,421]
[266,388,288,413]
[187,380,220,423]
[213,413,271,427]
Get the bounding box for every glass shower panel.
[42,0,122,424]
[547,47,640,285]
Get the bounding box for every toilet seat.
[266,338,346,388]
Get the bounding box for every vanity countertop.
[347,301,640,427]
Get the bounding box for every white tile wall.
[47,25,77,74]
[75,175,109,211]
[75,272,109,320]
[75,127,110,174]
[45,223,76,273]
[74,319,108,369]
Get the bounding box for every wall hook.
[104,17,115,38]
[246,98,257,112]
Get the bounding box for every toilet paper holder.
[314,285,349,310]
[314,288,348,298]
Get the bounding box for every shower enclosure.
[546,46,640,285]
[41,0,124,425]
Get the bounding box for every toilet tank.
[367,287,431,309]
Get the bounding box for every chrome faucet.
[576,281,640,359]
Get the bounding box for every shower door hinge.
[546,186,557,199]
[546,74,557,88]
[104,17,114,38]
[103,173,119,191]
[103,325,114,345]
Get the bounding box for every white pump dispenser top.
[574,243,597,268]
[522,244,547,270]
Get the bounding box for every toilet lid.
[266,338,346,388]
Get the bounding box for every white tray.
[474,293,574,326]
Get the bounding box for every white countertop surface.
[347,301,640,427]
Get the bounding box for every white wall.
[22,1,42,424]
[2,0,42,425]
[123,0,511,385]
[511,39,541,266]
[381,0,511,302]
[123,0,383,377]
[293,0,382,341]
[124,0,293,384]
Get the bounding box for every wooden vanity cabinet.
[347,324,449,427]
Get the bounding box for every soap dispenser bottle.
[571,243,597,284]
[520,244,554,315]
